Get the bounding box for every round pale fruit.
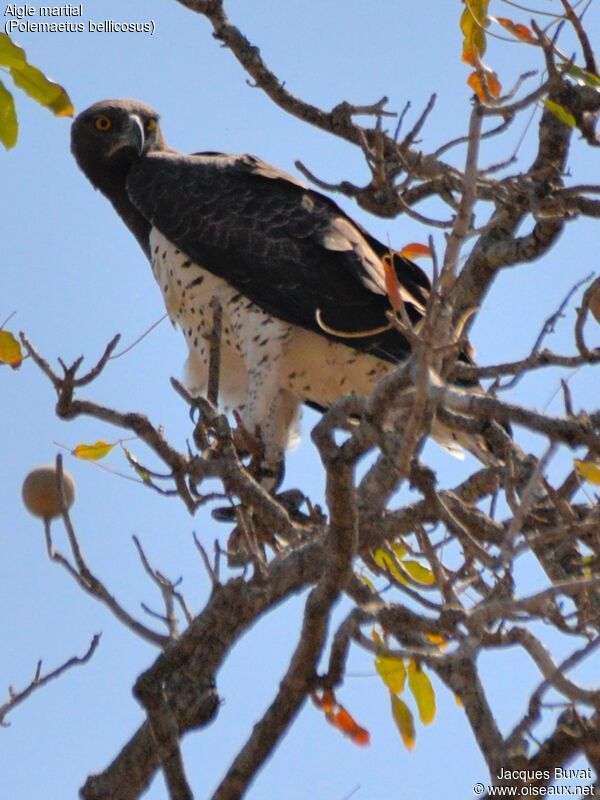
[22,465,76,520]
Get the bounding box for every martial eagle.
[71,99,471,486]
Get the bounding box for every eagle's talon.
[211,505,238,523]
[211,487,304,526]
[252,459,285,494]
[274,488,306,517]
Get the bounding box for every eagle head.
[71,99,166,190]
[71,99,168,257]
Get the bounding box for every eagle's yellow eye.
[145,118,157,133]
[95,115,112,132]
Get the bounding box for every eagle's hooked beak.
[107,114,145,159]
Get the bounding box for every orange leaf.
[382,253,403,313]
[328,706,370,746]
[72,440,115,460]
[425,633,447,651]
[312,690,370,747]
[0,329,23,368]
[494,17,535,44]
[398,243,432,261]
[467,69,502,101]
[312,688,335,714]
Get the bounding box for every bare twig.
[494,272,593,391]
[559,0,597,74]
[0,635,100,727]
[133,536,194,636]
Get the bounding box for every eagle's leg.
[236,386,301,493]
[212,387,303,527]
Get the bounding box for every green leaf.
[122,446,152,484]
[561,63,600,91]
[0,81,18,149]
[407,659,436,725]
[390,694,415,750]
[0,33,26,69]
[10,63,74,117]
[543,99,576,128]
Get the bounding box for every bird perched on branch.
[71,99,479,489]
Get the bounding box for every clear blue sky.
[2,1,599,798]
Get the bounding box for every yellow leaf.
[460,0,489,65]
[0,329,23,366]
[0,33,26,69]
[391,542,407,561]
[407,659,436,725]
[357,571,377,593]
[373,548,406,585]
[580,556,595,580]
[73,440,115,460]
[10,62,74,117]
[371,629,384,647]
[373,549,435,587]
[574,459,600,485]
[398,243,432,260]
[390,694,416,750]
[376,653,406,695]
[455,693,464,707]
[0,81,18,150]
[543,99,576,128]
[401,560,436,586]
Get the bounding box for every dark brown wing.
[127,150,430,362]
